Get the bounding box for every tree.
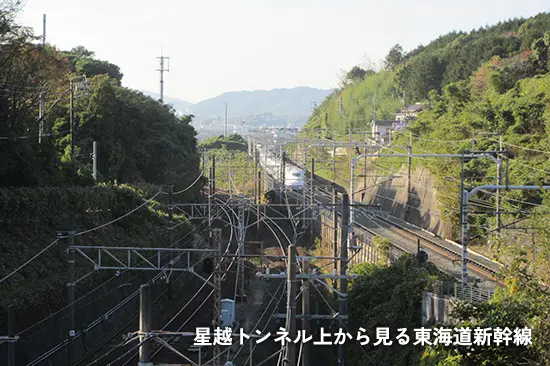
[70,46,95,57]
[531,33,549,73]
[75,58,123,84]
[346,66,367,82]
[384,44,405,70]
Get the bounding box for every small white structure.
[372,120,397,145]
[221,299,235,328]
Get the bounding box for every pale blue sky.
[18,0,550,103]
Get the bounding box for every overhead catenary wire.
[0,237,62,285]
[19,220,210,338]
[75,191,162,236]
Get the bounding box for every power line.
[0,237,62,285]
[489,138,550,156]
[75,191,162,236]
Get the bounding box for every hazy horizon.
[17,0,550,103]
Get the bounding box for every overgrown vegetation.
[348,255,440,366]
[201,134,256,195]
[305,11,550,365]
[0,184,193,333]
[0,0,202,341]
[0,1,201,193]
[199,133,248,151]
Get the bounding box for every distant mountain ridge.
[141,86,330,121]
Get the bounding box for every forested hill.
[303,11,550,276]
[0,4,201,195]
[303,12,550,137]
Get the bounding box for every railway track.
[368,215,502,283]
[307,186,504,285]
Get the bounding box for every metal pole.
[208,168,213,245]
[92,141,97,181]
[301,259,310,366]
[332,185,338,290]
[310,158,315,238]
[249,337,254,366]
[8,305,15,366]
[338,194,349,366]
[70,79,74,159]
[460,156,468,290]
[213,230,222,366]
[139,284,152,366]
[332,144,336,181]
[225,103,228,137]
[349,159,355,230]
[496,136,502,233]
[257,170,262,233]
[67,227,76,366]
[168,185,173,300]
[212,155,216,194]
[302,149,307,228]
[406,134,412,221]
[38,14,46,144]
[238,197,245,300]
[282,151,286,191]
[285,245,297,366]
[254,155,258,205]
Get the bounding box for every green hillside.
[304,12,550,366]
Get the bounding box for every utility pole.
[38,14,46,144]
[460,155,468,290]
[208,168,213,245]
[167,185,174,300]
[281,151,286,190]
[67,218,76,366]
[92,141,97,181]
[310,158,315,239]
[332,184,339,290]
[332,144,336,182]
[257,169,262,234]
[284,244,297,366]
[236,196,246,301]
[213,228,222,366]
[156,49,169,103]
[8,305,15,366]
[301,259,310,366]
[496,136,503,234]
[139,284,152,366]
[69,79,75,159]
[225,103,228,137]
[212,155,216,195]
[338,194,349,366]
[406,132,412,221]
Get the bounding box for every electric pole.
[284,244,297,366]
[496,135,503,234]
[8,305,15,366]
[92,141,97,181]
[139,284,152,366]
[301,259,310,366]
[39,14,46,144]
[338,194,349,366]
[406,132,412,221]
[225,103,228,137]
[156,49,169,103]
[332,184,339,290]
[213,228,222,366]
[70,79,74,159]
[67,218,76,366]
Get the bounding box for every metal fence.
[430,280,495,303]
